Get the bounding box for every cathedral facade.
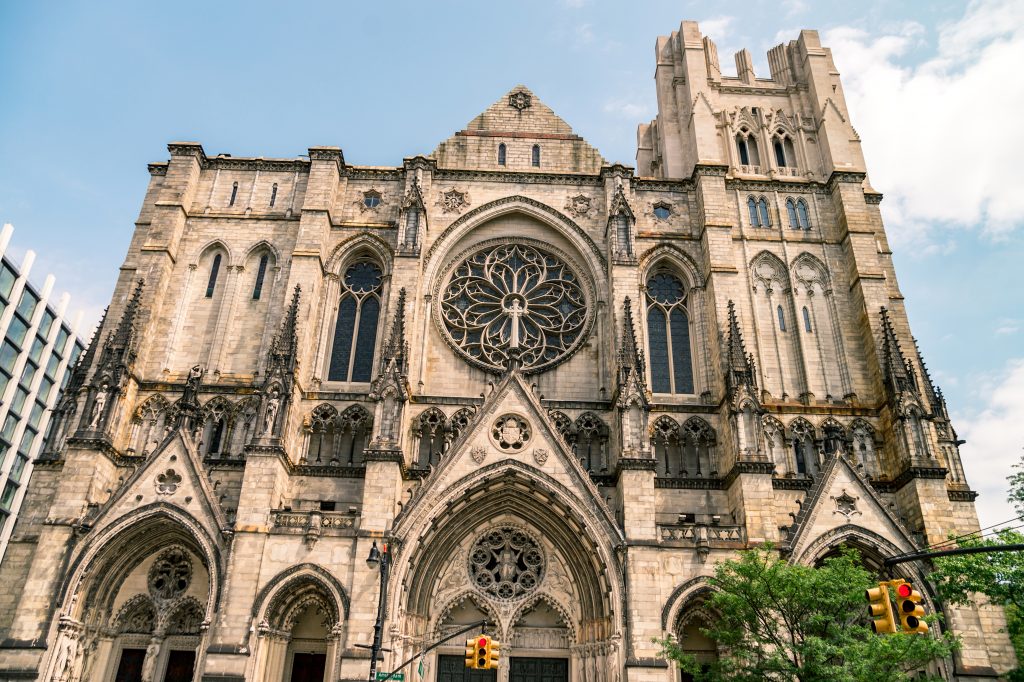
[0,20,1016,682]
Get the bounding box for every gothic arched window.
[205,254,222,299]
[414,408,447,468]
[269,183,278,207]
[328,260,383,383]
[796,199,810,230]
[306,404,338,464]
[575,412,608,472]
[229,181,239,207]
[498,143,507,166]
[758,197,771,227]
[651,416,681,476]
[646,271,694,394]
[802,306,812,333]
[682,417,716,477]
[748,197,759,227]
[252,254,269,300]
[200,398,232,458]
[787,199,799,229]
[338,405,372,465]
[736,129,760,168]
[532,144,540,167]
[791,419,817,476]
[777,305,786,332]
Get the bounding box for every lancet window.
[821,419,846,456]
[448,407,475,444]
[574,412,608,472]
[337,405,372,465]
[786,198,811,230]
[773,133,797,169]
[200,397,232,458]
[651,416,682,477]
[205,254,222,298]
[735,129,761,170]
[790,419,817,477]
[498,143,507,166]
[306,404,338,464]
[645,269,694,394]
[681,417,716,477]
[414,408,447,468]
[532,144,540,167]
[328,260,383,383]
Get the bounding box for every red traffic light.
[478,637,488,647]
[896,584,912,598]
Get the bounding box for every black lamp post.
[365,540,390,682]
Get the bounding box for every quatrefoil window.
[155,469,182,495]
[469,527,544,601]
[438,242,591,374]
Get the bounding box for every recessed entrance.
[288,652,326,682]
[113,648,146,682]
[437,654,496,681]
[164,650,196,682]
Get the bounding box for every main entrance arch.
[388,462,624,682]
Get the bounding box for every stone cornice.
[148,163,168,176]
[691,163,729,178]
[722,460,776,488]
[890,465,949,490]
[207,157,309,173]
[865,192,884,205]
[433,168,603,187]
[345,167,403,181]
[947,489,979,502]
[772,476,814,490]
[616,456,657,472]
[826,170,868,189]
[655,476,725,490]
[633,178,691,192]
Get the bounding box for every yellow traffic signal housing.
[486,638,501,669]
[895,582,929,634]
[464,637,477,669]
[475,635,490,669]
[865,583,897,634]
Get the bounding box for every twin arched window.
[786,198,811,230]
[736,130,760,168]
[646,271,694,394]
[747,196,771,228]
[327,260,383,382]
[773,133,797,169]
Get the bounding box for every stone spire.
[913,336,946,418]
[66,307,107,396]
[254,286,301,444]
[368,289,410,449]
[725,300,757,395]
[94,279,144,385]
[880,307,917,396]
[266,285,300,377]
[378,287,408,376]
[617,297,645,387]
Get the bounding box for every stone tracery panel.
[437,241,593,374]
[468,526,545,601]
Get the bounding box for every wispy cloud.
[826,0,1024,248]
[781,0,808,17]
[954,358,1024,528]
[698,16,734,41]
[995,318,1021,335]
[574,22,595,47]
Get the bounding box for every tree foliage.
[930,450,1024,679]
[656,546,958,682]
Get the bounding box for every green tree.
[656,546,958,682]
[930,450,1024,679]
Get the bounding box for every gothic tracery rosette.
[437,241,593,374]
[468,526,545,601]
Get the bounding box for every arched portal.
[389,462,624,682]
[45,508,220,682]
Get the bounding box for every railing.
[271,509,360,546]
[737,164,763,175]
[657,522,746,546]
[774,166,799,176]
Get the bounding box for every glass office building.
[0,224,84,562]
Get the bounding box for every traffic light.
[464,637,477,669]
[895,582,929,634]
[865,582,897,634]
[464,635,490,669]
[486,638,501,669]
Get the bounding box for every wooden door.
[289,652,326,682]
[163,650,196,682]
[436,654,497,681]
[113,649,146,682]
[509,657,568,682]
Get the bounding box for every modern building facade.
[0,20,1016,682]
[0,224,84,562]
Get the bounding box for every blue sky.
[1,0,1021,528]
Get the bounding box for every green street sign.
[377,673,404,681]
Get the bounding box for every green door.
[510,658,568,682]
[436,655,496,682]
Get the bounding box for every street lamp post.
[366,540,390,682]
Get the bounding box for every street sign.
[377,673,404,681]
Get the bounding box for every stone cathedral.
[0,20,1016,682]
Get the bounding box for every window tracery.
[414,408,448,468]
[337,404,372,465]
[645,270,694,394]
[438,242,590,374]
[790,418,817,476]
[651,415,681,476]
[147,548,192,601]
[328,260,383,383]
[574,412,607,472]
[448,407,475,444]
[306,404,338,464]
[468,527,545,601]
[681,417,716,477]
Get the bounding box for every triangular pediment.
[784,454,920,563]
[403,371,616,529]
[431,86,606,173]
[85,429,229,543]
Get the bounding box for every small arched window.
[737,135,750,165]
[269,183,278,207]
[802,306,812,332]
[777,305,786,331]
[747,197,759,226]
[784,137,796,168]
[796,199,810,230]
[646,270,694,394]
[328,260,383,383]
[787,199,799,229]
[758,198,770,227]
[774,139,787,167]
[736,130,760,167]
[252,254,269,300]
[229,182,238,207]
[532,144,540,167]
[497,143,507,166]
[205,254,222,298]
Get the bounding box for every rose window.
[468,527,544,601]
[491,414,531,452]
[438,242,590,374]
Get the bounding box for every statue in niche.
[88,385,109,430]
[182,365,203,404]
[140,640,160,682]
[262,391,280,436]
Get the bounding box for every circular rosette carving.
[491,414,531,453]
[437,241,591,374]
[468,526,545,602]
[147,547,192,601]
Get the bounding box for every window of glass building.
[10,386,29,415]
[29,401,45,429]
[37,378,53,403]
[28,337,44,364]
[0,263,16,301]
[38,310,55,340]
[0,481,18,511]
[16,290,38,321]
[1,415,16,442]
[0,342,18,374]
[44,354,59,379]
[54,327,70,355]
[7,317,28,347]
[9,454,28,483]
[20,361,35,387]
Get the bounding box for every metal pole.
[376,619,490,682]
[368,546,390,682]
[884,543,1024,567]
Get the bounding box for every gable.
[432,85,607,173]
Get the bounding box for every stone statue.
[140,639,160,682]
[261,393,280,436]
[182,365,204,405]
[88,388,107,430]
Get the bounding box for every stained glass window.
[327,261,383,382]
[646,271,694,394]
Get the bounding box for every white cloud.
[953,358,1024,529]
[782,0,808,17]
[825,0,1024,247]
[698,16,734,42]
[995,318,1020,335]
